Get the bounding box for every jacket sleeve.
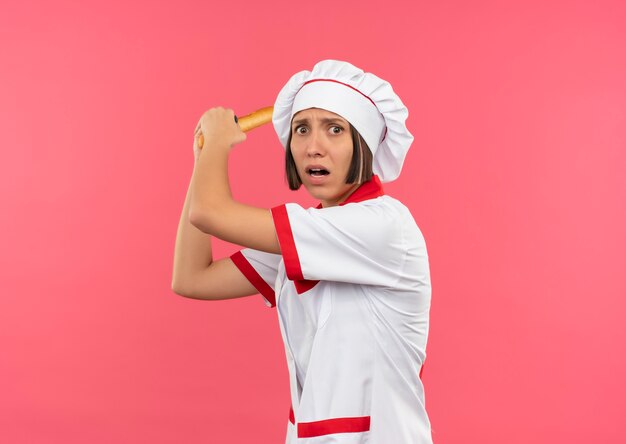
[230,249,282,308]
[270,201,407,287]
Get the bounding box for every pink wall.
[1,0,624,442]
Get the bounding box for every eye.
[294,125,307,135]
[330,125,344,134]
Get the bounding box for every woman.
[172,60,433,443]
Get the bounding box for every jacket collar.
[316,175,385,209]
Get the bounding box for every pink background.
[1,0,625,442]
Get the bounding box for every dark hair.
[285,123,374,190]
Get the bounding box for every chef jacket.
[231,176,433,443]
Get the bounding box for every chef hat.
[272,59,414,182]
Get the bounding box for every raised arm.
[171,176,258,300]
[188,107,281,254]
[171,111,271,300]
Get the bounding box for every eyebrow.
[291,117,348,127]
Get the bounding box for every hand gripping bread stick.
[197,106,274,148]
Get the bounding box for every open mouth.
[306,167,330,177]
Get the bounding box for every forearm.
[189,140,234,230]
[187,108,281,254]
[171,177,214,292]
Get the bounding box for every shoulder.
[296,197,400,226]
[358,196,428,249]
[284,196,408,225]
[347,195,417,227]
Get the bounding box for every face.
[290,108,360,207]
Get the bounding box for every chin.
[303,185,325,198]
[302,183,330,200]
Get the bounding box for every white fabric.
[291,81,386,157]
[239,249,282,307]
[239,196,432,443]
[273,59,414,183]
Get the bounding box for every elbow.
[188,211,205,232]
[171,283,203,300]
[171,275,198,299]
[171,280,191,298]
[171,283,218,301]
[189,208,213,234]
[171,273,216,300]
[189,203,227,235]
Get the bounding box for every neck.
[320,182,361,208]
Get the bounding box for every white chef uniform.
[230,175,432,443]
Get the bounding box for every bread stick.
[197,106,274,148]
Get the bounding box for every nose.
[305,131,325,158]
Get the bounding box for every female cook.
[172,60,433,443]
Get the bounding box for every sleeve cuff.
[230,251,276,308]
[271,204,304,281]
